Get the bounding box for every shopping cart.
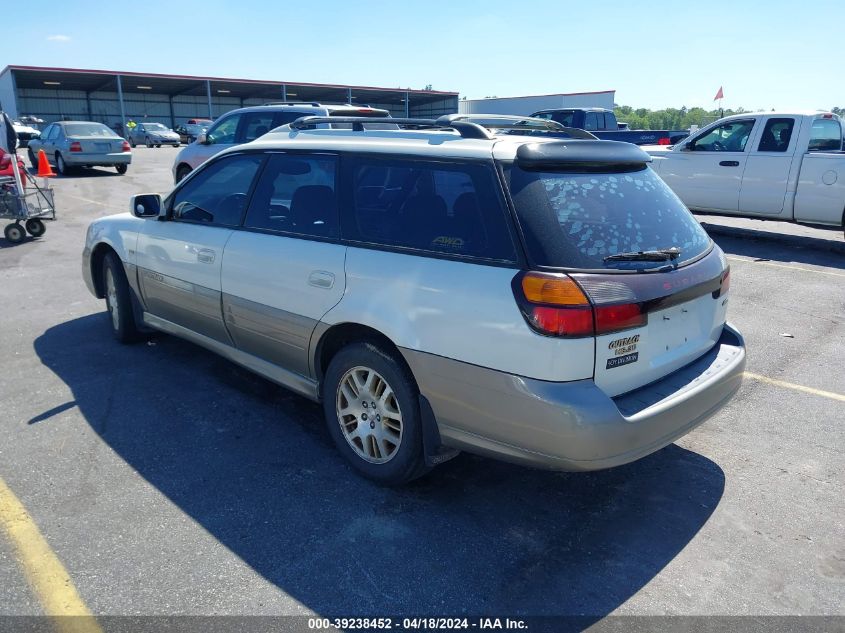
[0,170,56,244]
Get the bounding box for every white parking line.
[726,255,845,278]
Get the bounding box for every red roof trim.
[1,65,458,96]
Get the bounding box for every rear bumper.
[404,323,746,471]
[64,152,131,166]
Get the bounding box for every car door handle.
[308,271,335,289]
[719,161,739,167]
[197,248,216,264]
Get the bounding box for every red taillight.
[121,141,131,152]
[530,306,594,337]
[720,269,730,295]
[69,141,82,152]
[822,113,833,119]
[657,137,671,145]
[595,303,646,334]
[513,271,645,338]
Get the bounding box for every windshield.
[64,123,116,137]
[144,123,169,131]
[505,165,711,270]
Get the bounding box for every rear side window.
[808,118,843,152]
[244,153,338,238]
[584,112,600,131]
[344,157,517,261]
[757,118,794,152]
[170,154,264,226]
[506,165,711,270]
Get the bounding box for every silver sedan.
[128,122,181,148]
[27,121,131,176]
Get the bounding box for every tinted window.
[808,118,843,152]
[692,119,755,152]
[506,166,711,270]
[345,157,517,261]
[171,154,263,226]
[603,112,617,129]
[207,115,240,145]
[757,118,794,152]
[584,112,600,131]
[238,111,276,144]
[551,111,576,127]
[244,153,338,238]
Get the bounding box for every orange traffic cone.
[37,149,55,178]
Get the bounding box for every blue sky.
[6,0,844,110]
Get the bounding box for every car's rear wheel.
[25,219,46,237]
[323,342,426,485]
[116,164,128,175]
[102,251,140,343]
[145,137,153,148]
[55,152,68,176]
[175,164,192,183]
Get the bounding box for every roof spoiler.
[516,141,652,172]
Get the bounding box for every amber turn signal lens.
[521,272,589,306]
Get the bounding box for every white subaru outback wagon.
[82,115,746,485]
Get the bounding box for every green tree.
[614,105,750,130]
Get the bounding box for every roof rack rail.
[437,114,598,139]
[263,101,324,107]
[289,116,493,140]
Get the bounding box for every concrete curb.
[700,222,845,255]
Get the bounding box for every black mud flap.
[419,394,460,467]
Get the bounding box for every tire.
[322,342,426,485]
[102,251,140,343]
[129,138,136,148]
[175,164,192,183]
[116,164,128,175]
[28,148,37,169]
[173,143,180,148]
[4,223,25,244]
[145,137,153,148]
[25,218,46,237]
[55,152,69,176]
[155,144,162,148]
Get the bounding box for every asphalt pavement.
[0,147,842,625]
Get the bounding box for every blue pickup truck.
[530,108,689,146]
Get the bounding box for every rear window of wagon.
[504,164,712,271]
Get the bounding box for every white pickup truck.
[647,111,845,235]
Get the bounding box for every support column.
[347,87,352,104]
[168,95,176,130]
[206,80,213,119]
[116,75,127,138]
[404,91,410,118]
[281,84,287,102]
[85,92,92,120]
[8,69,19,120]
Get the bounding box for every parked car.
[646,111,845,235]
[12,121,41,148]
[174,119,213,144]
[171,103,390,183]
[27,121,131,175]
[83,115,745,485]
[531,108,689,145]
[128,122,180,148]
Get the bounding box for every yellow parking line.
[726,255,845,278]
[0,477,102,633]
[745,372,845,403]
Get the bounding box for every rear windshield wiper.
[603,247,682,263]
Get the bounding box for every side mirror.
[130,193,163,218]
[198,132,209,145]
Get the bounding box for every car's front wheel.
[323,342,426,485]
[102,251,140,343]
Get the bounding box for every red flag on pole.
[713,86,724,101]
